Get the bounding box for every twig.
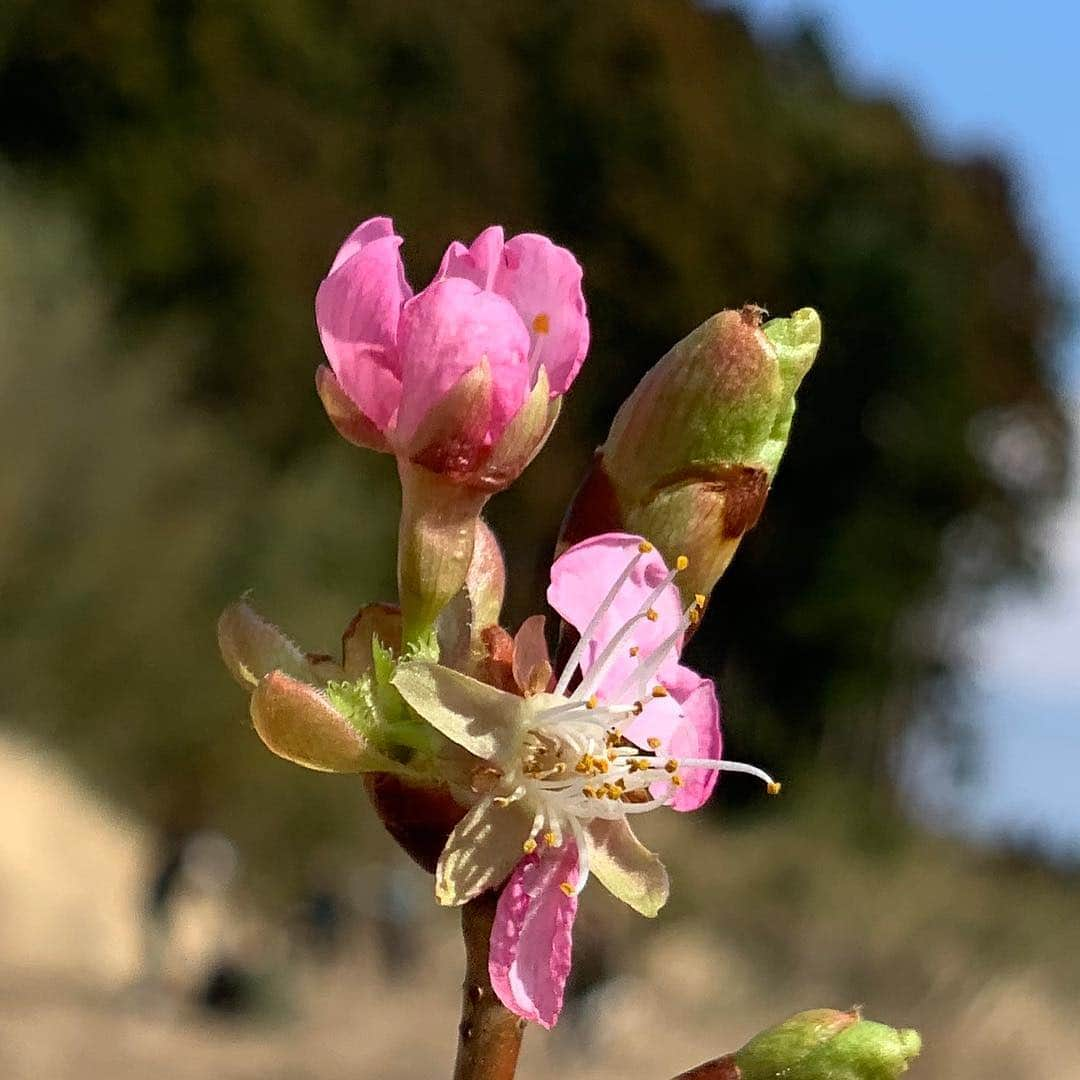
[453,891,525,1080]
[669,1056,740,1079]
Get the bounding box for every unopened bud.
[672,1008,920,1080]
[561,306,820,606]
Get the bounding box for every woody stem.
[452,891,525,1080]
[669,1056,741,1080]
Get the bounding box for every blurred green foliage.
[0,2,1068,877]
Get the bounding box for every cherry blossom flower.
[393,532,778,1027]
[315,218,588,479]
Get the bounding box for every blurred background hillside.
[0,1,1076,1077]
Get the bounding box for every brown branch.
[453,891,525,1080]
[669,1055,741,1080]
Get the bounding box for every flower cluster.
[219,216,819,1030]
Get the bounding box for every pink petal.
[315,218,412,432]
[328,216,396,274]
[436,225,506,291]
[394,277,532,448]
[621,666,721,811]
[493,234,589,395]
[620,691,685,755]
[489,842,580,1029]
[664,667,723,811]
[547,533,685,701]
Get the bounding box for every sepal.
[315,363,390,453]
[218,600,343,689]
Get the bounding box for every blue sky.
[736,0,1079,388]
[736,1,1080,852]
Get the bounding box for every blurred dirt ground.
[2,733,1078,1079]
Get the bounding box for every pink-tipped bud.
[560,306,820,607]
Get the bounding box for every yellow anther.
[664,759,679,773]
[582,786,596,798]
[532,312,551,334]
[671,774,684,787]
[688,608,701,626]
[586,695,598,709]
[647,737,661,749]
[607,749,618,761]
[559,881,574,897]
[629,645,640,656]
[638,540,654,553]
[767,781,782,796]
[522,838,538,854]
[694,593,707,609]
[676,554,689,571]
[646,608,659,622]
[652,684,669,698]
[614,777,627,790]
[544,831,558,847]
[597,757,610,773]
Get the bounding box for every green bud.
[735,1008,861,1075]
[672,1008,920,1080]
[794,1017,922,1080]
[561,306,819,606]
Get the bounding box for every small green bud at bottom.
[792,1019,921,1080]
[738,1009,920,1080]
[673,1009,920,1080]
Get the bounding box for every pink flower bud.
[315,219,588,488]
